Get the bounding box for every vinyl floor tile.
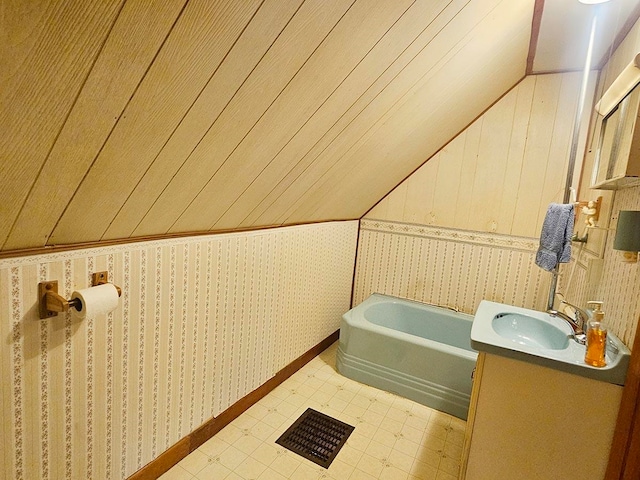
[160,342,465,480]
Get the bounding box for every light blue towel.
[535,203,575,272]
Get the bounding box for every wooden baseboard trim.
[127,438,190,480]
[128,330,340,480]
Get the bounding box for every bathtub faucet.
[547,300,589,345]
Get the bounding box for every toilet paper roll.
[71,283,120,320]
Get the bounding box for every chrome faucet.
[547,300,589,345]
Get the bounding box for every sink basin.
[471,300,631,385]
[492,312,569,350]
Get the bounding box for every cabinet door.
[592,84,640,189]
[462,354,622,480]
[459,352,484,480]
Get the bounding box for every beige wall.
[559,16,640,349]
[354,220,550,313]
[366,72,592,238]
[356,72,588,315]
[358,60,640,349]
[0,221,358,480]
[562,186,640,348]
[1,0,534,251]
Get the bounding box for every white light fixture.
[578,0,611,4]
[595,54,640,116]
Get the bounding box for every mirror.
[591,83,640,189]
[592,103,621,186]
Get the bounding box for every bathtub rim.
[344,293,478,362]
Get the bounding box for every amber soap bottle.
[585,307,607,368]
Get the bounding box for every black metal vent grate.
[275,408,355,468]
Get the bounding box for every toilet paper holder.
[38,271,121,319]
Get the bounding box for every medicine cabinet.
[591,83,640,189]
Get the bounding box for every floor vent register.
[275,408,355,468]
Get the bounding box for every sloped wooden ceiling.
[1,0,534,252]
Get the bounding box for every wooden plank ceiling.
[1,0,534,252]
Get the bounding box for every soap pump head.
[587,301,604,313]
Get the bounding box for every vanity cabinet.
[459,352,623,480]
[592,83,640,189]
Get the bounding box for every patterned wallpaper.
[353,219,551,314]
[560,185,640,348]
[0,221,358,480]
[358,196,640,351]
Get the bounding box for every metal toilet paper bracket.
[38,271,121,320]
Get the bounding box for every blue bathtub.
[337,294,478,420]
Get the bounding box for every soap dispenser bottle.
[584,302,607,368]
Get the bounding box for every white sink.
[471,300,631,385]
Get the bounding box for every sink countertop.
[471,300,631,385]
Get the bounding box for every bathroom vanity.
[459,301,629,480]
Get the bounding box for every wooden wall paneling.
[0,0,124,249]
[294,3,514,225]
[290,0,531,224]
[242,0,487,228]
[403,151,440,224]
[364,67,519,222]
[279,0,529,224]
[572,71,599,197]
[167,0,416,234]
[497,77,535,235]
[454,122,482,229]
[366,195,390,220]
[510,75,561,238]
[366,74,588,240]
[431,132,465,228]
[361,73,581,238]
[211,0,456,230]
[385,181,409,221]
[46,0,264,246]
[534,72,582,235]
[102,0,306,241]
[3,0,188,252]
[129,0,355,238]
[467,88,517,233]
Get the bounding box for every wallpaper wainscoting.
[0,221,358,480]
[561,186,640,349]
[559,256,592,316]
[353,219,551,314]
[599,186,640,347]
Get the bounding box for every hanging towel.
[535,203,575,272]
